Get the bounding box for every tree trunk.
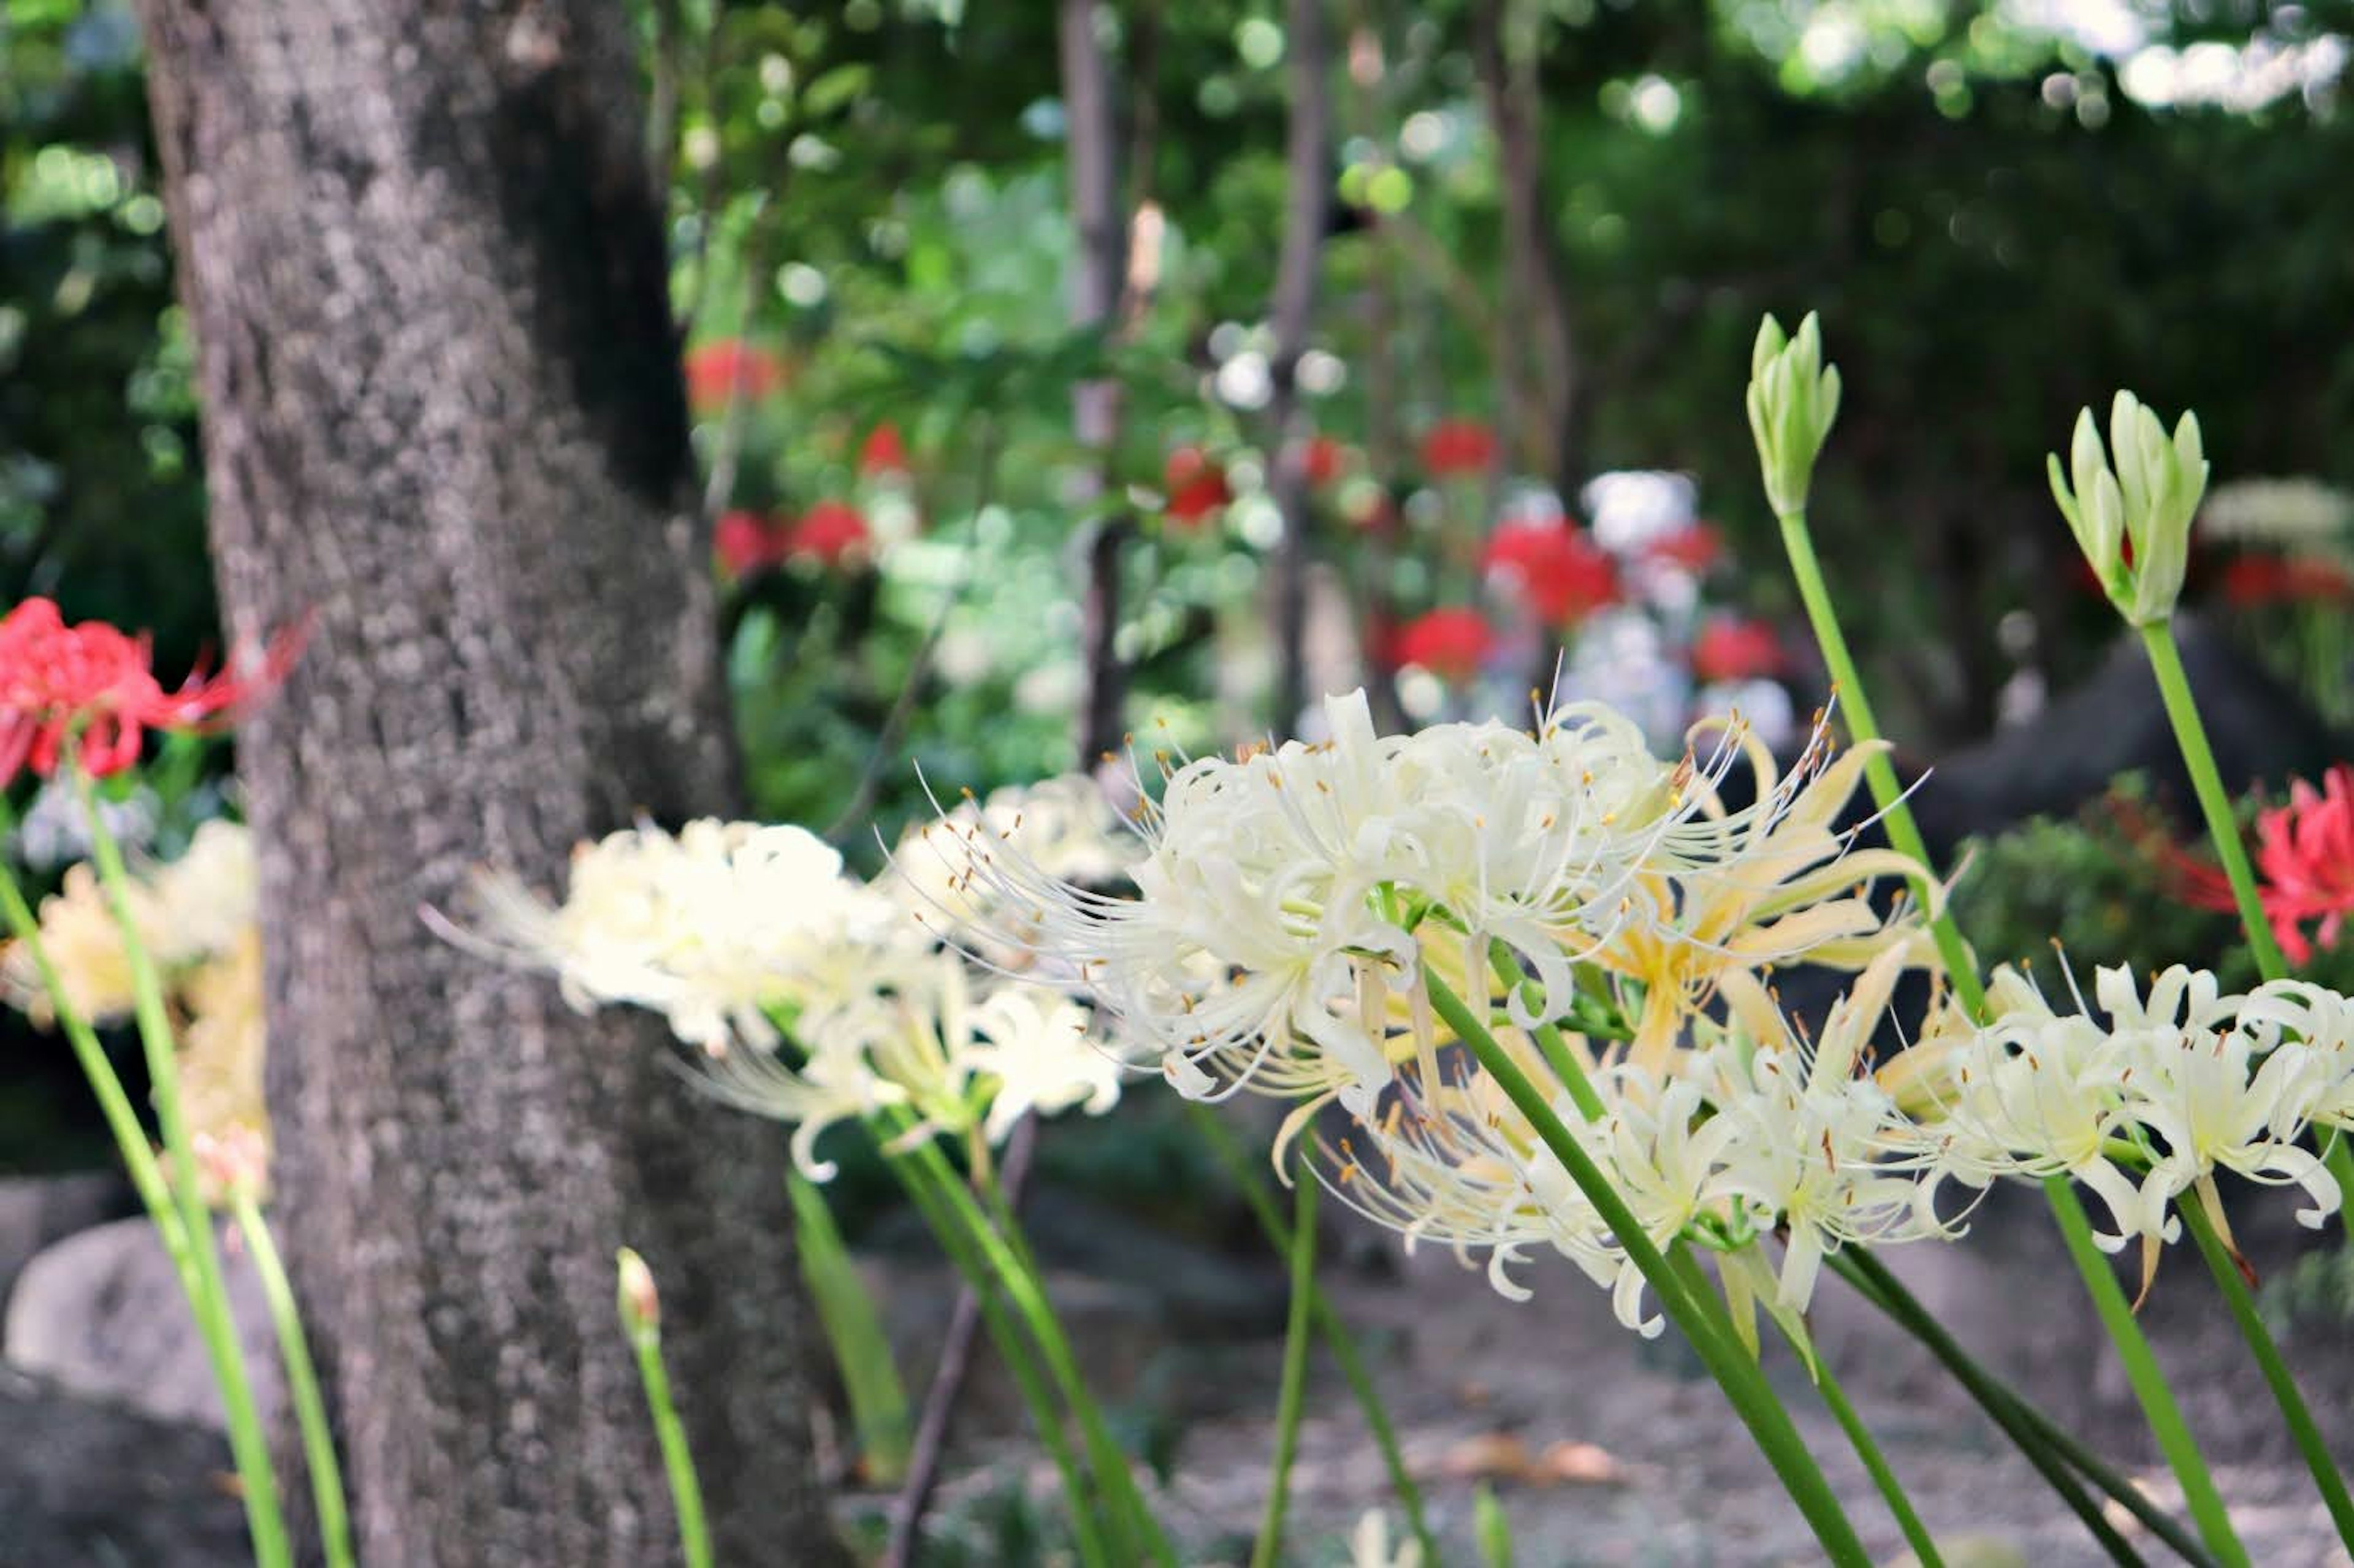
[1265,0,1333,736]
[135,4,841,1562]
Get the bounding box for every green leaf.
[788,1171,913,1485]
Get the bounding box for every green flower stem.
[901,1134,1176,1568]
[1667,1246,1946,1568]
[1774,508,1984,1009]
[75,790,290,1568]
[1425,968,1872,1567]
[887,1143,1111,1568]
[1184,1104,1439,1564]
[1811,1355,1943,1567]
[2179,1201,2354,1548]
[1488,943,1606,1121]
[2140,622,2354,1207]
[1774,505,2248,1568]
[1832,1250,2193,1568]
[618,1277,712,1568]
[2139,624,2290,980]
[0,859,183,1249]
[1251,1154,1319,1568]
[232,1195,353,1568]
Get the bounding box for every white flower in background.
[893,772,1140,962]
[0,821,268,1190]
[145,818,258,964]
[457,820,923,1054]
[1350,1508,1425,1568]
[958,984,1124,1141]
[695,1026,909,1181]
[2197,476,2353,546]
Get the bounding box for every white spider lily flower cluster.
[457,820,921,1054]
[0,819,268,1199]
[452,810,1131,1179]
[1314,943,1954,1338]
[1903,962,2354,1295]
[929,687,1895,1119]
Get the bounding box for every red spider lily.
[1392,607,1495,680]
[714,509,791,576]
[1163,446,1231,528]
[1645,524,1723,575]
[1691,616,1784,683]
[785,501,870,566]
[2222,554,2354,606]
[1482,520,1619,626]
[859,422,910,478]
[2146,766,2354,967]
[1,598,300,786]
[683,340,785,412]
[1420,419,1496,478]
[1301,436,1346,487]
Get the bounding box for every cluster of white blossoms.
[459,788,1138,1179]
[0,818,266,1192]
[1902,962,2354,1295]
[939,688,1962,1334]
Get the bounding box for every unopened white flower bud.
[1746,312,1843,519]
[2047,390,2207,626]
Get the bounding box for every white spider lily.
[918,687,1865,1113]
[958,984,1126,1141]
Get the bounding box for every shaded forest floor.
[893,1181,2354,1566]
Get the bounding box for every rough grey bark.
[1266,0,1333,736]
[134,3,841,1563]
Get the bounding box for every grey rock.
[0,1364,248,1568]
[0,1171,135,1308]
[5,1215,279,1431]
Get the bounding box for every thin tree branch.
[1472,0,1576,493]
[824,422,1004,844]
[880,1114,1042,1568]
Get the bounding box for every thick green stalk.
[2139,623,2354,1206]
[1184,1105,1439,1563]
[2139,625,2290,980]
[902,1135,1176,1567]
[1669,1246,1945,1568]
[1670,1246,1944,1568]
[617,1266,712,1568]
[888,1145,1111,1568]
[77,794,290,1568]
[1425,969,1872,1567]
[1251,1157,1319,1568]
[1813,1357,1943,1567]
[234,1196,353,1568]
[2180,1203,2354,1547]
[1833,1251,2193,1567]
[1774,506,2247,1567]
[1774,510,1984,1008]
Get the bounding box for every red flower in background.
[2222,555,2354,606]
[684,340,784,411]
[1164,446,1231,527]
[2152,764,2354,967]
[715,509,791,576]
[1691,617,1784,683]
[1392,607,1495,680]
[860,422,910,478]
[1646,525,1723,575]
[1482,521,1619,626]
[787,501,870,566]
[1,598,299,786]
[1301,436,1346,486]
[1420,419,1496,478]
